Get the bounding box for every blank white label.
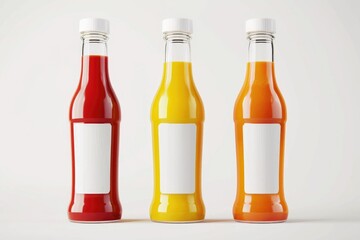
[243,124,281,194]
[159,124,196,194]
[74,123,111,194]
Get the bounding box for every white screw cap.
[79,18,110,34]
[162,18,193,34]
[246,18,276,34]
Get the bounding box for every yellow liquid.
[150,62,205,222]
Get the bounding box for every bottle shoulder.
[234,80,287,122]
[70,80,120,121]
[151,81,204,122]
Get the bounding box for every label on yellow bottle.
[243,123,280,194]
[74,123,111,194]
[159,123,196,194]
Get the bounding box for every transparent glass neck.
[81,32,108,56]
[248,33,274,62]
[79,32,109,87]
[164,33,191,62]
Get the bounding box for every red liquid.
[68,55,122,222]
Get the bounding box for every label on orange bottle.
[243,123,280,194]
[74,123,112,194]
[159,123,196,194]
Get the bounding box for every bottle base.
[69,219,121,224]
[150,212,205,223]
[151,219,204,224]
[68,212,121,223]
[233,212,288,223]
[235,219,287,224]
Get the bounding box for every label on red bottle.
[243,123,281,194]
[73,123,111,194]
[159,123,196,194]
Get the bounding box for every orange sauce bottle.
[233,18,288,222]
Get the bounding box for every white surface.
[162,18,193,34]
[159,123,196,194]
[243,124,280,194]
[246,18,276,34]
[74,123,111,194]
[0,0,360,239]
[79,18,110,34]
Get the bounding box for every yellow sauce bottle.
[150,18,205,223]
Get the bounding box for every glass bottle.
[68,18,122,222]
[150,18,205,223]
[233,18,288,222]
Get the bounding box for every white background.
[0,0,359,239]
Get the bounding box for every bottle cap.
[79,18,109,34]
[246,18,276,34]
[162,18,193,34]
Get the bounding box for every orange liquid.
[233,61,288,222]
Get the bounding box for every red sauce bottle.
[68,18,122,222]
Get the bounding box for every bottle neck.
[246,33,275,85]
[164,33,191,62]
[82,33,108,56]
[80,33,109,86]
[162,33,193,86]
[248,33,274,62]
